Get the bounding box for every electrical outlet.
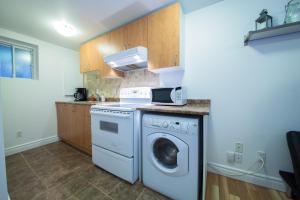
[235,143,244,153]
[257,151,266,163]
[227,151,235,163]
[16,130,22,138]
[235,152,243,164]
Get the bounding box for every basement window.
[0,36,38,79]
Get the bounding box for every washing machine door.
[147,132,189,176]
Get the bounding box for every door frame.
[0,82,8,200]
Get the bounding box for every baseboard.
[5,135,59,156]
[207,162,287,192]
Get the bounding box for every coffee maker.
[74,88,87,101]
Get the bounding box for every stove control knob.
[162,121,169,128]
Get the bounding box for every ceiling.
[0,0,222,50]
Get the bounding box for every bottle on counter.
[96,89,101,101]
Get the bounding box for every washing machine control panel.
[144,117,198,134]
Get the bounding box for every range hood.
[104,46,147,71]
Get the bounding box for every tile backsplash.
[84,69,160,98]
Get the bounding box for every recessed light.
[53,20,77,37]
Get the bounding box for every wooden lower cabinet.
[56,103,92,155]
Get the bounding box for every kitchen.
[0,0,300,200]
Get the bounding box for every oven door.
[91,110,134,158]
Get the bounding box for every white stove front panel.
[91,110,134,157]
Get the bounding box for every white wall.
[183,0,300,190]
[0,82,8,200]
[0,28,82,154]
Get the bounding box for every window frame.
[0,36,39,80]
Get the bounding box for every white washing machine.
[142,113,206,200]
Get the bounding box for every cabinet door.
[126,17,148,48]
[96,34,124,78]
[56,103,73,141]
[80,40,100,73]
[56,103,92,155]
[56,103,65,138]
[109,26,127,53]
[88,39,102,71]
[148,3,180,70]
[83,105,92,154]
[71,105,86,148]
[80,43,91,73]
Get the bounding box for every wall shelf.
[244,21,300,45]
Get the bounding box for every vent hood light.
[104,46,148,72]
[109,61,117,66]
[53,20,77,37]
[133,55,140,60]
[133,55,144,63]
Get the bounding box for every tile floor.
[6,142,169,200]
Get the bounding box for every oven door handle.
[90,111,132,118]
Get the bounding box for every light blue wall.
[183,0,300,189]
[0,81,8,199]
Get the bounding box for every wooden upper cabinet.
[88,39,102,71]
[109,26,127,53]
[80,43,91,73]
[93,34,110,68]
[125,17,148,48]
[80,35,124,78]
[96,34,124,78]
[148,3,181,70]
[80,40,101,73]
[80,3,182,74]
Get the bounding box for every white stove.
[90,87,151,183]
[91,103,148,111]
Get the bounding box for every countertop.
[56,100,210,116]
[56,101,102,105]
[136,100,210,116]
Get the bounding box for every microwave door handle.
[170,89,176,103]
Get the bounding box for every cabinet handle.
[174,54,178,66]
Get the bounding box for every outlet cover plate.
[227,151,235,163]
[16,131,22,138]
[257,151,266,163]
[235,152,243,164]
[235,143,244,153]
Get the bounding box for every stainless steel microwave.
[151,87,187,106]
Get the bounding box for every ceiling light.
[53,20,77,37]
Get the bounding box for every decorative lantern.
[255,9,273,30]
[285,0,300,24]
